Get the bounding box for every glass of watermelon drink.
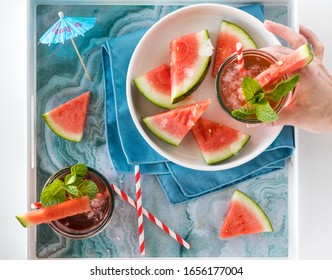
[216,49,292,124]
[43,167,115,239]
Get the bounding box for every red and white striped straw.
[135,165,145,256]
[31,202,42,209]
[110,183,190,250]
[236,42,245,74]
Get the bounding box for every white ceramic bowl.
[126,4,282,171]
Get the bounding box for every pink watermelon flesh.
[43,91,91,142]
[16,196,91,228]
[145,64,170,93]
[143,99,211,146]
[170,30,213,104]
[192,118,250,164]
[212,20,258,77]
[133,64,194,109]
[255,43,313,88]
[220,190,273,238]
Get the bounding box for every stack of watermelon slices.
[134,29,214,108]
[133,27,254,165]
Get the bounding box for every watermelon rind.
[192,118,250,164]
[143,117,180,146]
[133,64,194,109]
[255,43,313,87]
[142,99,211,146]
[16,196,91,228]
[232,190,273,232]
[220,190,273,238]
[221,20,258,49]
[43,114,82,142]
[42,91,90,142]
[212,20,258,77]
[16,215,29,228]
[171,30,213,104]
[204,133,250,164]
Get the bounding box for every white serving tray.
[27,0,298,259]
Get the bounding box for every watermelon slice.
[143,99,211,146]
[170,30,214,104]
[133,63,194,109]
[43,91,91,142]
[192,118,250,164]
[16,196,91,228]
[255,43,313,88]
[212,20,258,77]
[220,190,273,238]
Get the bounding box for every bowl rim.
[126,3,283,171]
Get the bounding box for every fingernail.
[264,19,272,25]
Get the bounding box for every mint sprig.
[40,164,98,207]
[231,74,300,122]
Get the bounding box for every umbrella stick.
[70,38,92,82]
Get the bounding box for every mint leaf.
[40,164,99,207]
[255,99,279,122]
[70,164,87,178]
[62,184,79,197]
[265,74,300,102]
[231,103,256,119]
[242,76,263,100]
[249,92,265,104]
[65,173,76,185]
[40,179,67,207]
[77,179,98,200]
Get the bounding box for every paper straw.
[110,183,190,250]
[236,42,245,74]
[31,202,42,209]
[135,165,145,256]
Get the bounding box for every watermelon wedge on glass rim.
[143,99,211,146]
[43,91,91,142]
[16,196,91,228]
[192,118,250,165]
[255,43,314,88]
[212,20,258,77]
[170,30,214,104]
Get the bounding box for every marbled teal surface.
[35,3,289,258]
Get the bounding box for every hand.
[262,20,332,133]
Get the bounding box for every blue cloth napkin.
[101,4,295,204]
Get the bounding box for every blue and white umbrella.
[39,11,96,81]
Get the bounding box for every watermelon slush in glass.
[216,49,291,124]
[43,166,114,239]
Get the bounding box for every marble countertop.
[1,0,332,260]
[33,3,289,259]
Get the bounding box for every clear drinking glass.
[216,49,293,124]
[43,166,115,239]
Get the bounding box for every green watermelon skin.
[255,43,313,87]
[170,30,213,104]
[192,118,250,164]
[16,196,91,228]
[212,20,258,77]
[143,99,211,146]
[220,190,273,238]
[43,91,90,142]
[133,63,194,109]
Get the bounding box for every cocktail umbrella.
[39,11,96,81]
